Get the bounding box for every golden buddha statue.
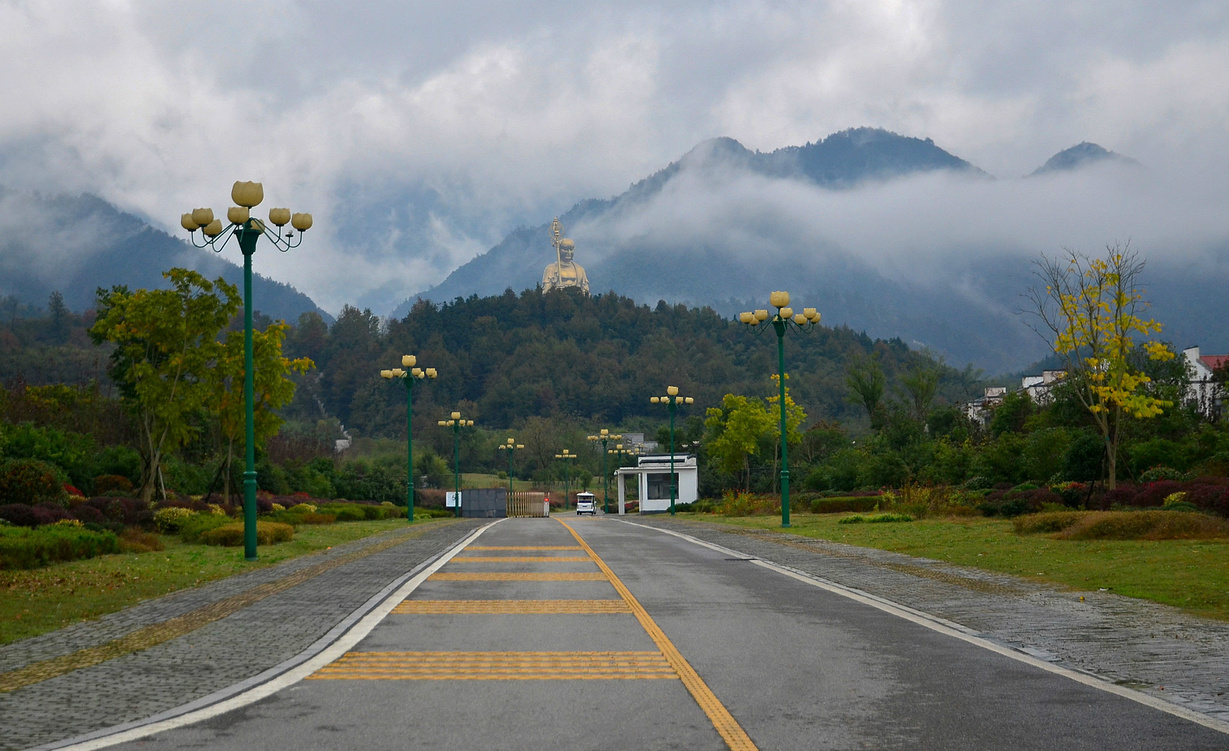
[542,217,589,294]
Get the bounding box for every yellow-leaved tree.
[1026,244,1174,489]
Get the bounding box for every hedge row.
[0,525,119,569]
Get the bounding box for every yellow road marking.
[450,556,593,562]
[557,519,758,751]
[429,572,607,581]
[393,599,631,614]
[308,651,676,680]
[466,546,582,550]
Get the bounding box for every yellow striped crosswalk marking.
[308,651,677,680]
[429,572,607,581]
[466,546,582,550]
[450,556,593,562]
[393,599,631,614]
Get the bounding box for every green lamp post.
[739,291,820,528]
[586,428,622,514]
[438,411,474,517]
[497,437,524,497]
[182,181,311,561]
[381,356,437,523]
[651,386,694,516]
[555,449,577,509]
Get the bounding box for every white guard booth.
[614,454,698,514]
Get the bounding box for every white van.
[575,492,597,515]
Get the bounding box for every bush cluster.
[0,524,119,569]
[200,521,295,547]
[0,458,66,506]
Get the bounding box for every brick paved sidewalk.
[636,517,1229,726]
[0,519,487,751]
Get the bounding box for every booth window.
[646,472,677,500]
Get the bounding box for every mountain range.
[2,128,1225,374]
[394,129,1225,371]
[0,187,332,325]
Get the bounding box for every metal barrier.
[507,491,549,518]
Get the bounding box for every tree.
[1026,244,1174,489]
[704,393,774,491]
[845,354,887,430]
[90,269,239,502]
[213,321,314,500]
[900,362,940,425]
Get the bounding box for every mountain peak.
[1030,142,1140,176]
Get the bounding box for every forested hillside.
[284,287,982,440]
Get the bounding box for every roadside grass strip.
[0,526,437,694]
[307,651,676,680]
[450,556,593,562]
[393,599,632,614]
[556,519,758,751]
[428,572,608,581]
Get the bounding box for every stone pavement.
[0,518,487,751]
[636,517,1229,726]
[2,515,1227,749]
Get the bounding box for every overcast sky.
[2,0,1227,314]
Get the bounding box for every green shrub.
[178,512,234,543]
[0,458,67,506]
[1013,511,1090,535]
[1141,466,1187,483]
[810,496,880,514]
[716,491,780,517]
[0,525,120,569]
[93,474,134,495]
[1055,510,1229,541]
[200,521,295,547]
[838,513,914,524]
[319,503,368,522]
[153,506,196,533]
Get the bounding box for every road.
[103,517,1227,750]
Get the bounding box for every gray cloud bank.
[0,0,1227,316]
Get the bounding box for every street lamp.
[182,181,311,561]
[739,291,820,528]
[381,356,437,523]
[586,428,622,514]
[437,411,474,517]
[497,437,524,497]
[651,386,694,515]
[555,449,577,509]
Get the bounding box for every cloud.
[0,0,1227,314]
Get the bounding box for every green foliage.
[1013,511,1091,535]
[153,506,196,533]
[200,521,294,547]
[333,460,405,503]
[1,423,99,491]
[177,512,233,543]
[0,524,120,569]
[704,394,774,490]
[1053,510,1229,540]
[809,496,881,514]
[838,513,913,524]
[90,269,240,502]
[0,458,66,506]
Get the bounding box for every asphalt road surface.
[103,517,1228,750]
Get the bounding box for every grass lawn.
[695,513,1229,622]
[0,518,452,646]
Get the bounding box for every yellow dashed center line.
[428,572,608,581]
[556,519,758,751]
[394,599,632,614]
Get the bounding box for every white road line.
[45,522,500,751]
[625,520,1229,736]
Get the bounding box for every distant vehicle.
[575,492,597,515]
